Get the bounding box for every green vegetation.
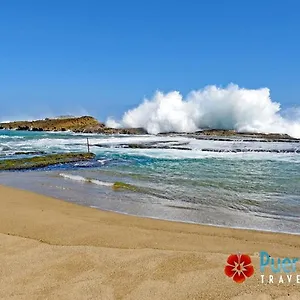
[113,181,138,191]
[0,152,95,171]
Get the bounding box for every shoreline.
[2,175,300,236]
[3,182,297,238]
[93,206,300,237]
[1,184,300,299]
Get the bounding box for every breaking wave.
[106,84,300,138]
[59,173,113,187]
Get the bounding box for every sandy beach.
[0,185,300,300]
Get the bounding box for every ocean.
[0,130,299,234]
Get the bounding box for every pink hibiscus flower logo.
[224,253,254,283]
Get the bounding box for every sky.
[1,0,300,122]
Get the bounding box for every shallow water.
[0,130,299,234]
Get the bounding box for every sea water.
[0,130,299,234]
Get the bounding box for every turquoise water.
[0,130,300,234]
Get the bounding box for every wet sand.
[0,184,299,300]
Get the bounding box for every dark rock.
[14,151,46,155]
[31,127,44,131]
[16,125,30,131]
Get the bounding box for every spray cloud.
[106,84,300,138]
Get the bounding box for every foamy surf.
[59,173,113,187]
[97,159,111,165]
[0,135,24,139]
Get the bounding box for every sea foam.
[59,173,113,186]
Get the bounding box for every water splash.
[106,84,300,138]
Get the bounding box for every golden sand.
[0,185,299,300]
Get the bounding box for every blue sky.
[1,0,299,121]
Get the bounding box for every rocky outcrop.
[198,129,293,140]
[0,116,99,132]
[75,124,147,134]
[0,152,96,171]
[0,116,147,135]
[159,129,299,142]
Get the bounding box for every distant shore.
[1,184,300,299]
[1,115,299,142]
[0,116,146,135]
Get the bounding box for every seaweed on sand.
[112,181,138,191]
